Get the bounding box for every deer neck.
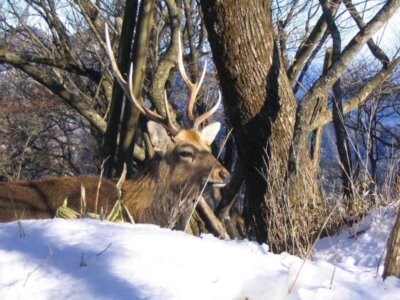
[121,156,199,228]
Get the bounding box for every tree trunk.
[116,0,156,176]
[102,0,138,178]
[201,0,298,249]
[383,206,400,279]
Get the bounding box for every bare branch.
[343,0,390,67]
[311,57,400,130]
[287,0,340,82]
[0,49,107,133]
[197,196,229,239]
[310,0,399,95]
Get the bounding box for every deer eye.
[179,150,194,158]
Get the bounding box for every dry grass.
[55,165,134,223]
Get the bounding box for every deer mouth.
[211,182,227,188]
[203,170,230,188]
[203,178,228,188]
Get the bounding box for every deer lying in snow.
[0,29,230,230]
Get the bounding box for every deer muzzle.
[209,166,231,187]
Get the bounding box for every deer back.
[0,175,118,222]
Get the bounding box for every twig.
[80,243,113,268]
[7,188,25,237]
[329,266,336,289]
[24,244,53,287]
[95,157,110,214]
[17,220,26,238]
[80,252,87,267]
[96,243,112,257]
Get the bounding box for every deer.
[0,28,230,230]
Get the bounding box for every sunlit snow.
[0,205,399,300]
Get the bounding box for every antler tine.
[105,24,129,91]
[193,91,222,130]
[127,64,179,135]
[105,24,178,135]
[177,34,208,123]
[177,35,193,89]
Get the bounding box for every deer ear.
[200,122,221,145]
[148,121,171,154]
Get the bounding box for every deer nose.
[219,169,231,184]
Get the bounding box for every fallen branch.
[197,196,229,240]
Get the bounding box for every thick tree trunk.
[201,0,400,254]
[201,0,298,248]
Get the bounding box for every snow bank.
[0,206,399,299]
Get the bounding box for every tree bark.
[201,0,297,247]
[383,206,400,279]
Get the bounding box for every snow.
[0,206,399,300]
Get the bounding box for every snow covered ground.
[0,205,399,300]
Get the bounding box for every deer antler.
[105,24,179,135]
[178,35,221,130]
[193,91,221,130]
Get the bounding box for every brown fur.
[0,175,118,222]
[0,129,229,230]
